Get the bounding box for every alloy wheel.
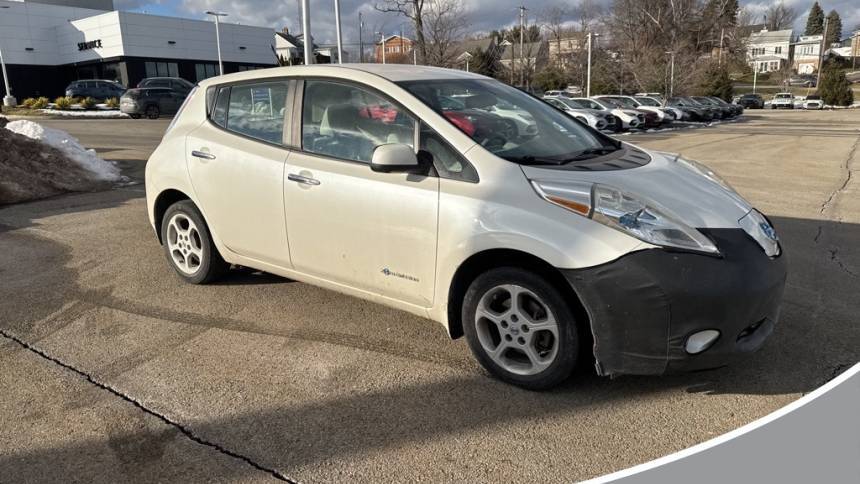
[166,213,204,275]
[474,284,560,376]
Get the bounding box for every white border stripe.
[582,363,860,483]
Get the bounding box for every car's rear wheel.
[146,105,160,119]
[130,114,141,119]
[462,267,579,390]
[161,201,228,284]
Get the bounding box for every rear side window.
[225,82,289,144]
[302,80,415,163]
[210,87,230,128]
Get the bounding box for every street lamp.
[0,5,14,107]
[205,11,228,75]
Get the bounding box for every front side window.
[574,98,604,110]
[400,79,614,165]
[635,97,661,107]
[224,82,289,144]
[302,80,416,163]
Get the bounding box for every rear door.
[186,80,293,268]
[283,79,439,307]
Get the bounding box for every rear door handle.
[191,150,216,160]
[288,173,321,186]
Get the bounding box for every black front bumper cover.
[562,229,787,377]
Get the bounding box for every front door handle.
[288,173,321,186]
[191,150,216,160]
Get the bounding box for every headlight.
[532,181,720,255]
[739,209,780,257]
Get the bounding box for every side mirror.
[370,144,419,173]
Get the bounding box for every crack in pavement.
[819,134,859,216]
[813,132,859,278]
[0,327,299,484]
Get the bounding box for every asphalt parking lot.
[1,110,858,483]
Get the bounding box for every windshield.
[604,97,639,109]
[555,98,588,109]
[399,79,618,165]
[775,94,791,99]
[574,98,604,110]
[635,97,661,107]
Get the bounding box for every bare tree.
[540,4,571,67]
[422,0,470,67]
[764,2,798,31]
[375,0,427,63]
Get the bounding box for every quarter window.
[302,80,415,163]
[420,125,477,182]
[224,82,289,144]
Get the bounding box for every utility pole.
[817,16,829,88]
[206,11,228,75]
[358,12,364,62]
[0,5,13,107]
[300,0,313,64]
[378,32,386,64]
[718,28,725,66]
[333,0,343,63]
[666,51,675,98]
[518,6,527,87]
[586,32,592,97]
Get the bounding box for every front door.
[283,80,439,307]
[186,80,292,268]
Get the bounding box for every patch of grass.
[53,96,73,110]
[32,97,49,109]
[80,97,97,110]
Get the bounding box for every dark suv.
[736,93,764,109]
[120,87,186,119]
[65,79,126,99]
[137,77,196,95]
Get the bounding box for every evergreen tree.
[534,67,569,92]
[818,66,853,106]
[805,2,824,35]
[470,48,501,79]
[697,63,733,101]
[825,10,842,46]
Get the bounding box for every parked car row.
[61,77,196,118]
[543,92,742,131]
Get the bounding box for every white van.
[146,65,786,389]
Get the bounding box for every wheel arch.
[153,189,191,244]
[445,248,591,350]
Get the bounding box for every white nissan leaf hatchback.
[146,65,786,390]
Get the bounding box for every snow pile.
[0,118,122,204]
[5,120,121,181]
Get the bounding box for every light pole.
[665,51,675,98]
[206,11,227,75]
[333,0,343,63]
[752,67,758,94]
[300,0,313,64]
[586,32,594,97]
[377,32,386,64]
[1,5,15,106]
[358,12,364,63]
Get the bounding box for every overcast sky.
[113,0,860,48]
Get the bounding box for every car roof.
[197,64,488,88]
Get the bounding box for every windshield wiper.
[504,155,565,165]
[562,146,619,162]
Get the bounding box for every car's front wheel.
[462,267,580,390]
[160,201,228,284]
[146,105,160,119]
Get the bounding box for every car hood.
[521,148,753,229]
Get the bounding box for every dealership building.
[0,0,278,99]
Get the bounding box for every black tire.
[160,200,228,284]
[130,114,141,119]
[462,267,580,390]
[146,104,160,119]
